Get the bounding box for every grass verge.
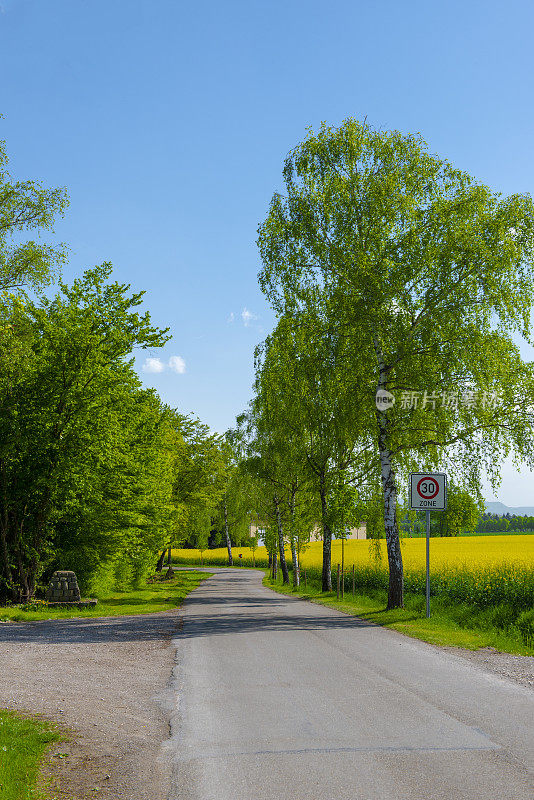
[0,710,62,800]
[263,572,534,656]
[0,570,210,622]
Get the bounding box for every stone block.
[45,570,82,602]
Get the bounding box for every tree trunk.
[0,461,15,601]
[272,549,277,579]
[290,539,299,587]
[156,549,166,572]
[0,527,13,601]
[289,488,300,586]
[320,485,332,592]
[29,511,45,600]
[0,511,14,601]
[15,543,30,602]
[224,502,233,566]
[167,546,172,564]
[274,495,289,584]
[380,448,403,609]
[375,340,404,609]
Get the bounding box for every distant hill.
[485,501,534,516]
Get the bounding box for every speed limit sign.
[410,472,447,619]
[410,473,447,509]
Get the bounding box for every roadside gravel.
[440,645,534,690]
[0,610,182,799]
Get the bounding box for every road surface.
[167,567,534,800]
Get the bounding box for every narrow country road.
[168,567,533,800]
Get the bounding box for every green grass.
[0,710,61,800]
[263,572,534,656]
[0,571,210,622]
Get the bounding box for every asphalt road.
[167,567,534,800]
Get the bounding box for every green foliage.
[171,415,227,549]
[209,429,259,564]
[257,117,534,607]
[251,314,366,589]
[516,608,534,648]
[0,133,69,296]
[477,513,534,532]
[0,257,227,600]
[434,484,481,536]
[0,264,177,600]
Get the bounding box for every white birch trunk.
[274,495,290,584]
[290,488,300,586]
[223,502,233,566]
[320,483,333,592]
[374,337,404,608]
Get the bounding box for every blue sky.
[1,0,533,504]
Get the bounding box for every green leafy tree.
[212,431,254,566]
[263,523,279,578]
[0,264,170,600]
[0,132,68,294]
[248,529,259,567]
[52,389,178,592]
[258,118,534,607]
[253,314,368,590]
[151,413,231,574]
[434,485,481,536]
[169,416,226,550]
[240,407,294,585]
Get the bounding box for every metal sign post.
[426,511,430,619]
[410,473,447,618]
[341,534,345,599]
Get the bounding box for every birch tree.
[253,315,368,590]
[236,392,313,586]
[213,432,254,566]
[258,118,534,607]
[240,410,293,585]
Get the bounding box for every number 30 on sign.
[410,473,447,510]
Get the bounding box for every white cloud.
[142,355,186,375]
[169,355,186,374]
[142,357,165,373]
[227,312,235,323]
[241,307,257,327]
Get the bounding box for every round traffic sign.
[417,476,439,500]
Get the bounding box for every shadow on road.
[177,610,373,639]
[0,610,182,644]
[0,570,375,644]
[0,596,372,644]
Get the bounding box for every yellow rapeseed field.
[305,535,534,571]
[173,534,534,571]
